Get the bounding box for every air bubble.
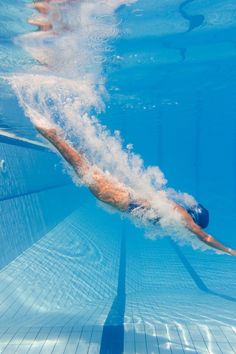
[0,160,6,173]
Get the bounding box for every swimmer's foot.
[28,18,53,31]
[32,2,51,15]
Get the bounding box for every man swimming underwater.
[36,125,236,256]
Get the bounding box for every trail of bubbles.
[7,0,215,251]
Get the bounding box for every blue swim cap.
[186,203,209,229]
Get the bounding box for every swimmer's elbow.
[190,223,212,243]
[200,234,213,243]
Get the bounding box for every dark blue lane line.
[179,0,205,32]
[100,226,126,354]
[0,182,72,202]
[170,240,236,303]
[0,133,49,152]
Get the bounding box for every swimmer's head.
[186,203,209,229]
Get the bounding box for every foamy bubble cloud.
[7,0,214,252]
[8,74,104,126]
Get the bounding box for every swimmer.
[36,125,236,256]
[32,2,51,15]
[31,0,67,16]
[28,1,52,31]
[28,0,72,32]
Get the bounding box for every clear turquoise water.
[0,1,236,353]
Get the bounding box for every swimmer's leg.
[36,126,131,210]
[36,126,90,177]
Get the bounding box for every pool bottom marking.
[100,225,126,354]
[170,239,236,303]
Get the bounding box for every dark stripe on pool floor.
[100,225,126,354]
[171,240,236,303]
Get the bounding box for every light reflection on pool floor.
[0,199,235,353]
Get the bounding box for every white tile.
[123,340,135,354]
[27,340,45,354]
[221,327,236,343]
[193,341,210,353]
[146,335,160,354]
[2,344,20,353]
[16,344,32,353]
[170,346,185,354]
[216,342,235,353]
[159,347,172,354]
[135,338,147,354]
[63,330,82,354]
[74,338,90,353]
[87,342,101,354]
[51,341,68,354]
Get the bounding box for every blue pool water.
[0,0,236,353]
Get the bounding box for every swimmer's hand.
[174,204,236,256]
[228,248,236,256]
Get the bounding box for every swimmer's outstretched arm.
[175,204,236,256]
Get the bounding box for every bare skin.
[29,0,73,32]
[28,0,53,31]
[36,126,131,211]
[36,126,236,256]
[32,2,51,15]
[28,1,54,31]
[28,17,53,31]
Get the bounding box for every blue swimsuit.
[127,200,160,224]
[127,200,143,213]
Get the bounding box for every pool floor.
[0,199,235,353]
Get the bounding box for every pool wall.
[0,133,82,269]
